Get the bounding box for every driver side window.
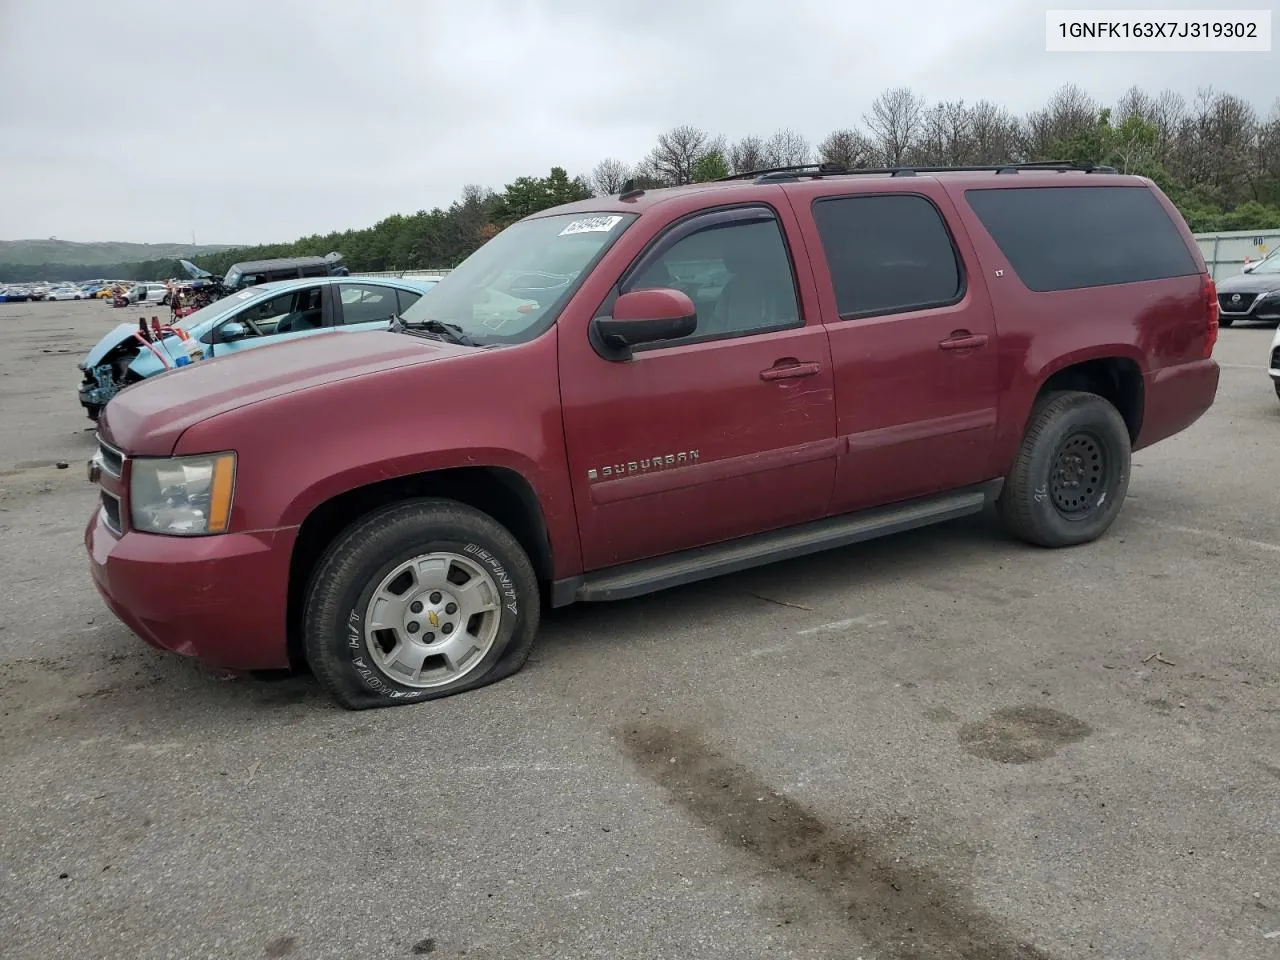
[219,287,323,340]
[626,216,801,344]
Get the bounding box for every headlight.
[130,452,236,536]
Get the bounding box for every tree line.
[7,83,1277,284]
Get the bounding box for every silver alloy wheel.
[363,551,502,689]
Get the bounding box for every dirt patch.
[618,723,1053,960]
[263,935,298,957]
[957,706,1092,764]
[923,706,959,723]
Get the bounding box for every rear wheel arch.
[286,466,554,669]
[1033,355,1144,442]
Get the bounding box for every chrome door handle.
[939,332,989,350]
[760,361,821,381]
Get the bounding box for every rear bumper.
[85,509,298,671]
[1134,358,1220,451]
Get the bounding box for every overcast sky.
[0,0,1274,245]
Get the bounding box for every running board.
[553,481,1000,606]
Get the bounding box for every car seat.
[275,291,323,333]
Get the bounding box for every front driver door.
[559,203,838,572]
[211,284,332,356]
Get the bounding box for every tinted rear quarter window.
[811,194,963,318]
[964,185,1198,292]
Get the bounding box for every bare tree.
[1045,83,1099,141]
[728,135,767,174]
[919,100,973,165]
[1147,89,1187,165]
[968,100,1021,163]
[1115,86,1156,124]
[864,87,926,166]
[817,129,876,168]
[590,158,632,196]
[644,125,725,185]
[761,128,812,168]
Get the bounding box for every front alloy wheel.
[362,551,503,688]
[303,498,540,709]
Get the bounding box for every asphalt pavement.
[0,299,1277,960]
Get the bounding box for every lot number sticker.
[560,215,623,236]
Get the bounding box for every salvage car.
[76,275,437,420]
[85,162,1221,710]
[1214,254,1280,326]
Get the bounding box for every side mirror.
[590,288,697,360]
[219,320,249,341]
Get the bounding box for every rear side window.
[811,194,963,318]
[964,185,1199,292]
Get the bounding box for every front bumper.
[85,508,298,671]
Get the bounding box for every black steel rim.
[1050,432,1107,517]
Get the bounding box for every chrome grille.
[100,491,122,535]
[95,435,124,478]
[1218,292,1257,314]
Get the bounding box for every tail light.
[1202,274,1218,358]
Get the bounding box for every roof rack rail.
[716,162,850,184]
[716,160,1117,184]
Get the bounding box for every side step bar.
[551,481,1001,606]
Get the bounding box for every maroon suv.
[85,162,1221,709]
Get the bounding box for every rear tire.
[302,499,540,710]
[998,390,1131,548]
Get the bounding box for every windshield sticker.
[559,215,623,236]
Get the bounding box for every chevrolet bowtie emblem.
[428,610,440,627]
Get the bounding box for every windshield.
[1249,255,1280,274]
[397,211,637,343]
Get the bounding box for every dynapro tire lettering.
[463,543,519,616]
[350,655,413,697]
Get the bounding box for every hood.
[82,323,144,368]
[1216,271,1280,294]
[99,329,476,456]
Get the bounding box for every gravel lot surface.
[1,300,1277,960]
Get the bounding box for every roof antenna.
[619,178,645,201]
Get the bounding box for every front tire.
[1274,381,1280,402]
[998,390,1131,548]
[302,499,540,710]
[1218,316,1234,328]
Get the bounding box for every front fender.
[82,324,140,368]
[126,338,179,380]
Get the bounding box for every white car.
[44,286,85,301]
[1269,326,1280,402]
[128,282,169,305]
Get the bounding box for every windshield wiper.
[389,315,475,346]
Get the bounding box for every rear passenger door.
[798,188,1001,512]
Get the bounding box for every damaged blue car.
[76,274,437,420]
